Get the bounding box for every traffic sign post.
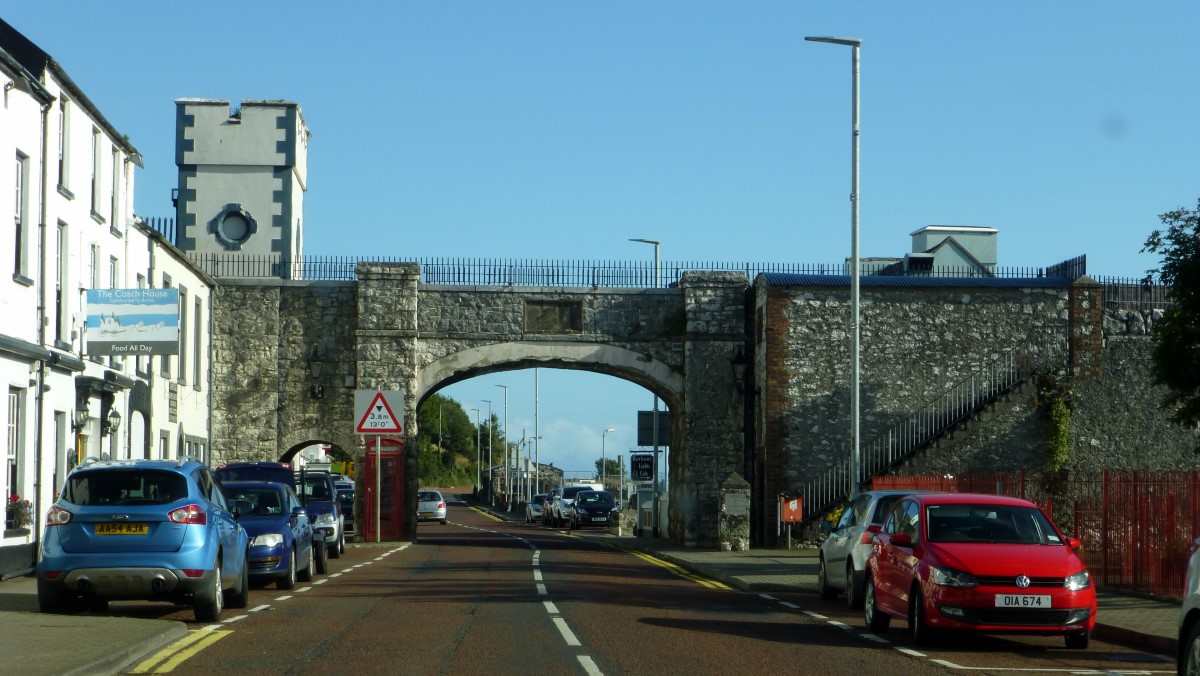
[355,391,404,542]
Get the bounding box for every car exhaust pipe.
[76,579,91,593]
[152,578,165,593]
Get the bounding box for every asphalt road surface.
[94,496,1173,675]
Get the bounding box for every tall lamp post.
[482,399,493,504]
[601,427,615,489]
[470,408,481,494]
[494,384,509,509]
[805,35,862,497]
[630,237,663,536]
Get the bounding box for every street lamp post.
[470,408,481,494]
[602,427,615,490]
[630,237,663,536]
[805,35,862,497]
[494,384,509,509]
[482,399,493,504]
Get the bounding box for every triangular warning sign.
[356,392,403,433]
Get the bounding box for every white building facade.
[0,18,213,578]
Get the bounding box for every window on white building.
[111,149,121,227]
[55,222,68,344]
[6,388,22,501]
[178,286,188,385]
[57,98,71,193]
[160,274,172,378]
[194,297,203,390]
[90,127,103,220]
[14,152,31,282]
[90,243,100,289]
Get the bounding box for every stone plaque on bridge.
[524,300,582,334]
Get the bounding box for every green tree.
[1142,198,1200,439]
[416,394,478,484]
[593,458,621,487]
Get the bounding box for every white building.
[0,18,214,578]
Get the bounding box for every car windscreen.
[561,487,588,499]
[417,491,441,502]
[925,503,1063,545]
[65,469,189,506]
[215,465,294,486]
[297,475,332,500]
[576,492,614,506]
[224,486,287,516]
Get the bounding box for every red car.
[863,493,1095,649]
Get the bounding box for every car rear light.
[168,504,207,525]
[438,502,446,509]
[859,524,881,545]
[46,505,73,526]
[180,569,205,578]
[42,570,62,579]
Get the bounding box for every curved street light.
[601,427,616,489]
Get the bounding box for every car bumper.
[417,511,447,521]
[38,566,215,599]
[926,586,1097,634]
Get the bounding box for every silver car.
[818,490,932,608]
[526,493,548,523]
[416,489,448,525]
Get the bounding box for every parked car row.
[35,457,346,623]
[818,490,1096,650]
[532,487,619,530]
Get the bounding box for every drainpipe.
[31,94,53,567]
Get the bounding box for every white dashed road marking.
[553,617,582,646]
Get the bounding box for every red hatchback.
[864,493,1095,649]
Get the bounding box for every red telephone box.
[363,436,405,541]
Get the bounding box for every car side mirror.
[819,521,833,534]
[291,506,307,520]
[1065,536,1082,550]
[891,533,913,548]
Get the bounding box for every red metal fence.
[872,470,1200,600]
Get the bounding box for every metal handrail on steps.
[799,346,1034,523]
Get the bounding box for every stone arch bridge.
[211,262,750,545]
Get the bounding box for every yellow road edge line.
[470,506,505,522]
[129,629,215,673]
[152,629,231,673]
[616,545,732,591]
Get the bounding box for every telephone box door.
[364,437,405,541]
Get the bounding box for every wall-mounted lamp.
[730,348,748,393]
[72,402,90,432]
[307,348,324,399]
[102,409,122,436]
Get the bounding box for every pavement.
[0,500,1183,676]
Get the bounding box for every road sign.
[631,453,655,482]
[636,410,671,447]
[354,390,403,433]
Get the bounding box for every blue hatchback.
[37,458,250,622]
[222,481,323,588]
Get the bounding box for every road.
[91,497,1173,675]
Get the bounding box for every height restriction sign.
[354,390,403,434]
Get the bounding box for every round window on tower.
[209,204,258,250]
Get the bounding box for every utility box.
[635,488,655,537]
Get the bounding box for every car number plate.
[96,522,148,535]
[591,517,607,522]
[995,594,1050,608]
[418,511,433,517]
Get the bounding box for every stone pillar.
[676,271,749,547]
[1069,275,1104,380]
[717,472,751,551]
[356,262,421,540]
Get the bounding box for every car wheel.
[817,556,838,600]
[194,559,224,622]
[845,561,863,609]
[315,539,329,574]
[278,546,297,590]
[37,577,73,614]
[1065,630,1090,650]
[1182,621,1200,674]
[326,530,340,564]
[909,585,939,646]
[864,576,890,632]
[298,540,315,582]
[226,555,249,609]
[440,518,447,525]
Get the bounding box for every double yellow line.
[129,628,231,673]
[582,536,732,591]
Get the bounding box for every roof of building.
[0,18,143,166]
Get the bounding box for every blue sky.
[7,3,1198,480]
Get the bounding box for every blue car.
[222,481,324,588]
[37,458,250,622]
[214,462,345,558]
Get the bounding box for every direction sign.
[354,390,403,433]
[631,453,655,482]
